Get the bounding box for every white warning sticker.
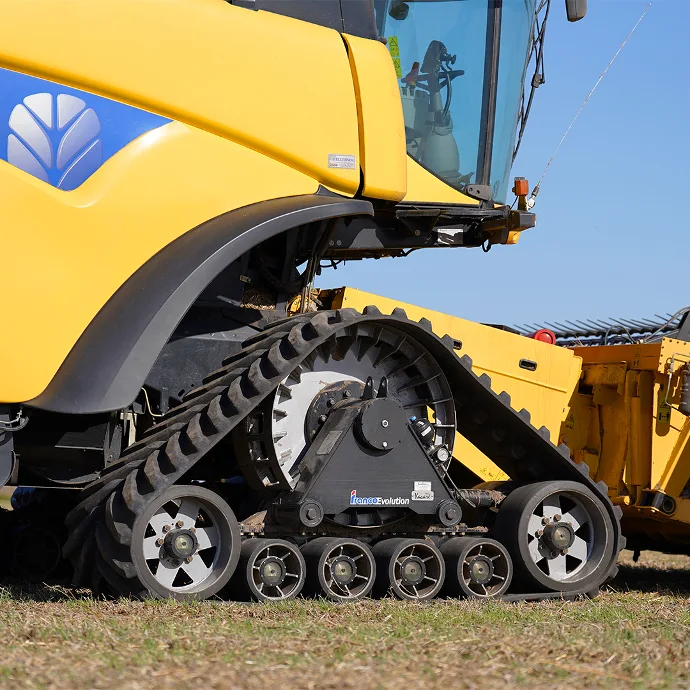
[414,481,432,492]
[412,490,434,502]
[328,154,356,170]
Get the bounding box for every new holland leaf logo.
[7,92,102,190]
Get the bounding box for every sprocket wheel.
[233,321,455,492]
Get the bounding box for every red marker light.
[532,329,557,345]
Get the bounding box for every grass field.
[1,550,688,689]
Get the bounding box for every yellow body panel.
[328,287,582,481]
[0,122,318,402]
[344,35,407,201]
[0,0,360,195]
[403,158,480,206]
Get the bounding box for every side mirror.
[565,0,587,22]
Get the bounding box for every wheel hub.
[305,380,364,442]
[163,528,198,560]
[542,522,575,551]
[235,323,456,491]
[330,555,357,585]
[258,557,286,586]
[468,555,494,584]
[400,556,426,585]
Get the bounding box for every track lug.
[363,305,382,316]
[575,461,591,477]
[334,308,359,323]
[440,334,455,351]
[392,307,408,320]
[459,354,473,369]
[557,444,571,459]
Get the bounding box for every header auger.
[0,0,625,602]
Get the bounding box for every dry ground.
[0,550,688,690]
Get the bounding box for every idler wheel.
[492,480,615,593]
[130,485,240,600]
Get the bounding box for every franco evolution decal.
[0,67,170,190]
[350,490,410,506]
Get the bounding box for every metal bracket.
[0,409,17,489]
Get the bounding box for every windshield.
[375,0,536,203]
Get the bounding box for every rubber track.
[64,308,624,596]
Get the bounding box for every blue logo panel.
[0,67,171,190]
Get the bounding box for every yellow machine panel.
[0,122,318,403]
[328,287,582,481]
[564,338,690,539]
[0,0,361,194]
[344,34,407,201]
[403,158,480,206]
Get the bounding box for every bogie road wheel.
[373,538,445,601]
[440,537,512,599]
[230,538,306,601]
[130,485,241,600]
[492,480,616,593]
[301,537,376,601]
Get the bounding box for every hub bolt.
[542,517,550,525]
[554,514,562,521]
[381,420,389,428]
[536,529,543,537]
[343,391,352,398]
[176,521,184,528]
[172,559,180,567]
[156,538,164,547]
[185,556,194,563]
[327,398,336,407]
[162,525,171,533]
[318,415,327,424]
[382,441,388,448]
[561,549,568,556]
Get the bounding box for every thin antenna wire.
[529,2,652,205]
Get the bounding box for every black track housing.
[271,395,457,526]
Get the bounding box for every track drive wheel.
[492,481,616,594]
[103,485,241,600]
[301,537,376,601]
[373,538,445,601]
[440,537,512,599]
[230,538,306,601]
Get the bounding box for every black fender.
[29,193,373,414]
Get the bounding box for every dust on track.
[0,550,688,690]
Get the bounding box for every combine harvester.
[0,0,653,602]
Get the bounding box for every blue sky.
[321,0,686,328]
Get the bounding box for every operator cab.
[231,0,586,205]
[376,0,539,203]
